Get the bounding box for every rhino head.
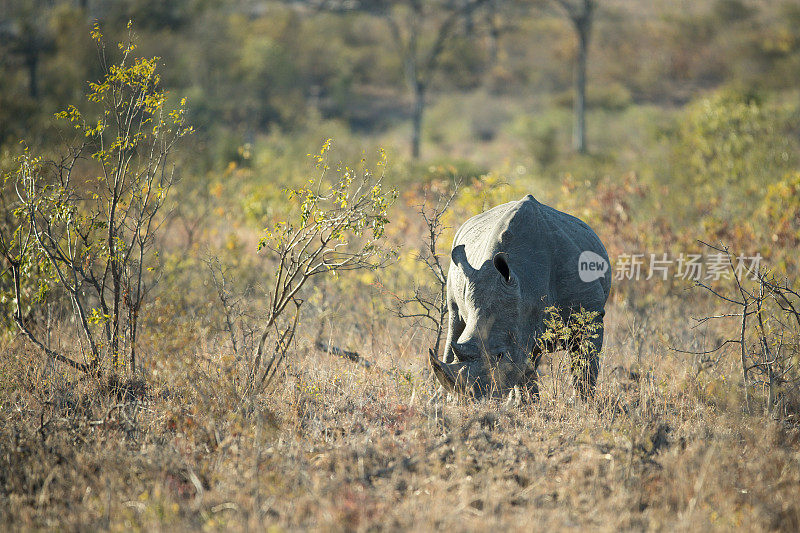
[430,245,539,399]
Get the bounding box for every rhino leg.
[519,344,542,402]
[522,364,540,402]
[568,317,603,400]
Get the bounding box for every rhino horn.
[429,349,471,394]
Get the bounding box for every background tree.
[381,0,493,159]
[287,0,494,159]
[0,1,55,100]
[549,0,595,154]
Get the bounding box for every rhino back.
[452,194,610,312]
[537,201,611,310]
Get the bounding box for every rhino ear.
[493,252,514,284]
[451,245,476,277]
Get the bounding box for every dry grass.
[2,297,800,532]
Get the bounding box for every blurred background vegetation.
[2,0,799,165]
[1,0,800,376]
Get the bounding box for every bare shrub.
[204,255,259,359]
[388,182,459,357]
[246,141,397,394]
[0,24,191,376]
[682,242,800,417]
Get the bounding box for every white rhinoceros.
[429,194,611,400]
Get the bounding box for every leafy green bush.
[0,24,191,375]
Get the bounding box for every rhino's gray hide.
[429,194,611,399]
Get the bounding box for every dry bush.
[0,25,191,377]
[201,141,398,398]
[388,181,459,357]
[684,242,800,418]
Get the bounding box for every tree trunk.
[573,20,588,154]
[129,304,138,375]
[411,81,425,160]
[488,15,500,65]
[25,52,39,100]
[109,203,121,369]
[111,268,121,367]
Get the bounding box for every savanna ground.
[3,162,800,530]
[3,290,800,531]
[4,0,800,530]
